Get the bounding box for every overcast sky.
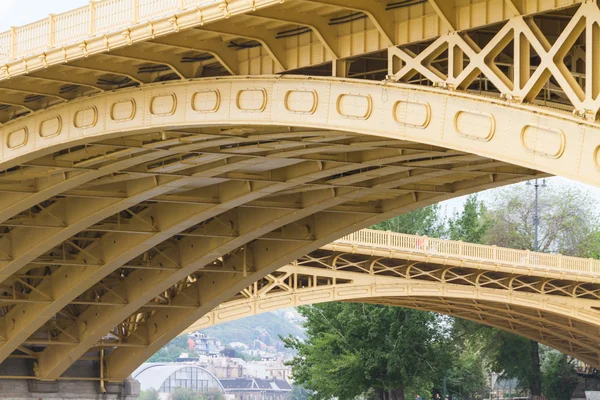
[0,0,89,29]
[3,0,600,216]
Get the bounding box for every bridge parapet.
[0,0,279,64]
[333,229,600,276]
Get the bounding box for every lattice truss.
[389,1,600,118]
[0,124,537,382]
[0,0,594,123]
[295,250,600,300]
[203,250,600,367]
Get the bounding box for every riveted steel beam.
[305,0,396,46]
[250,8,340,59]
[102,171,530,381]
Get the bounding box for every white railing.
[0,0,221,64]
[335,229,600,275]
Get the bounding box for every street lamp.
[526,179,547,252]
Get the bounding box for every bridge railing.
[0,0,220,63]
[335,229,600,275]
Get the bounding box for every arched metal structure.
[0,0,597,386]
[186,229,600,368]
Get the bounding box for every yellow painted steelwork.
[0,0,597,385]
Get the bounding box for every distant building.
[200,356,247,379]
[220,378,292,400]
[133,363,225,400]
[176,353,200,363]
[230,342,249,350]
[190,332,222,355]
[246,360,291,381]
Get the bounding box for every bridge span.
[188,229,600,369]
[0,0,597,396]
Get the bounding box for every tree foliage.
[448,195,489,244]
[291,385,312,400]
[148,336,190,362]
[295,184,600,399]
[541,351,579,400]
[284,303,452,400]
[170,387,199,400]
[139,389,160,400]
[485,184,600,256]
[372,204,446,237]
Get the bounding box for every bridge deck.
[333,229,600,276]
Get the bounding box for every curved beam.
[196,24,288,71]
[1,158,369,364]
[0,76,594,187]
[0,75,591,379]
[36,176,462,379]
[179,267,600,366]
[250,9,340,59]
[150,37,241,75]
[102,172,527,382]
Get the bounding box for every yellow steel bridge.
[0,0,595,390]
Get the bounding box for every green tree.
[148,335,189,362]
[372,204,445,237]
[485,185,600,256]
[448,195,489,243]
[203,391,226,400]
[291,385,312,400]
[445,321,489,398]
[139,388,160,400]
[170,387,201,400]
[220,346,259,361]
[483,184,600,396]
[541,351,579,400]
[284,303,453,400]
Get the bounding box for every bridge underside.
[0,113,536,382]
[0,0,599,387]
[185,243,600,369]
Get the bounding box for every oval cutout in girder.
[39,116,62,138]
[336,93,373,120]
[521,125,566,159]
[284,89,318,114]
[192,90,221,113]
[73,107,98,129]
[7,127,28,149]
[111,99,136,121]
[151,94,177,116]
[236,89,267,112]
[454,110,496,141]
[393,100,431,128]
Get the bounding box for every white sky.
[0,0,89,29]
[4,1,600,216]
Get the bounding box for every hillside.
[200,308,305,351]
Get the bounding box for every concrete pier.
[0,358,139,399]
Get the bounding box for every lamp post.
[525,179,546,399]
[526,179,547,252]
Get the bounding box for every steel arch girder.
[0,77,595,188]
[182,268,600,365]
[101,172,529,382]
[0,158,358,363]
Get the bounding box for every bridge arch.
[0,75,597,186]
[183,261,600,368]
[0,75,592,382]
[3,0,600,390]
